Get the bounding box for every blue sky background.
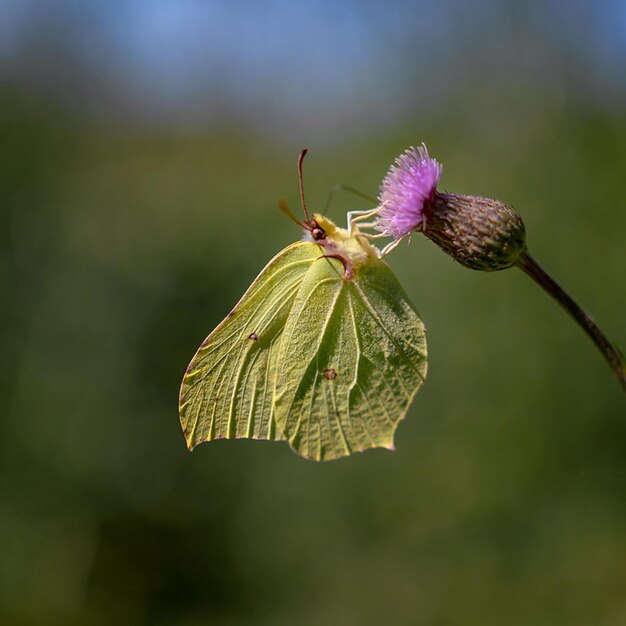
[1,0,625,140]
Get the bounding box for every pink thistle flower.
[372,142,625,391]
[375,144,442,238]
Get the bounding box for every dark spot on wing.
[227,306,238,318]
[248,332,258,341]
[323,368,337,380]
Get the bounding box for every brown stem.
[516,250,626,392]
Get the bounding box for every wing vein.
[352,282,426,382]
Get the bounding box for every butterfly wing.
[179,242,320,449]
[273,256,427,461]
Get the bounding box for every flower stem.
[516,250,626,392]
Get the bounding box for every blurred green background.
[1,1,625,625]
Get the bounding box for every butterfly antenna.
[322,184,378,216]
[298,148,311,222]
[278,198,304,227]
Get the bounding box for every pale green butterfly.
[179,151,427,461]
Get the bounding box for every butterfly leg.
[379,235,407,257]
[352,221,383,231]
[347,206,383,235]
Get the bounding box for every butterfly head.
[304,212,380,280]
[295,149,379,278]
[303,213,336,242]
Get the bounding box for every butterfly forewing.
[179,242,320,449]
[273,257,427,461]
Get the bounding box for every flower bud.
[423,192,527,271]
[374,143,625,391]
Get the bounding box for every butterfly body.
[179,213,427,461]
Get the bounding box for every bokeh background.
[1,1,625,624]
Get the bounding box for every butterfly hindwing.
[179,242,320,449]
[273,256,428,461]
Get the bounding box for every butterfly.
[178,150,427,461]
